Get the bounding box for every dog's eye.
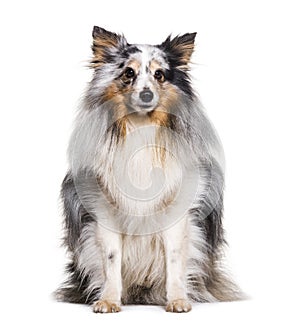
[124,67,135,79]
[154,70,165,82]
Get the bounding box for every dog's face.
[117,47,169,112]
[90,27,196,114]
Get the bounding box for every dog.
[55,26,243,313]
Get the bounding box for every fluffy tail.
[204,264,246,302]
[54,262,100,305]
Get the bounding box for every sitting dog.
[55,26,242,313]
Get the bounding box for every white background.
[0,0,300,322]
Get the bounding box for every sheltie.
[55,26,243,313]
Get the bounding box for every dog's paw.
[166,299,192,313]
[93,300,121,313]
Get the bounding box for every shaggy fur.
[55,26,243,313]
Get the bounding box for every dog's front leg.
[163,217,192,312]
[93,226,122,313]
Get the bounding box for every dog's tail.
[54,286,86,304]
[189,256,246,303]
[204,263,246,302]
[192,270,246,303]
[54,262,100,305]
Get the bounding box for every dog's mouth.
[127,103,157,113]
[138,104,154,110]
[136,105,157,114]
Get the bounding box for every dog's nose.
[139,89,154,103]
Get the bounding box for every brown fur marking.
[91,34,120,67]
[102,83,129,140]
[178,43,195,65]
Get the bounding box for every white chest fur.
[102,119,183,217]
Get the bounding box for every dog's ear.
[91,26,127,67]
[159,33,197,70]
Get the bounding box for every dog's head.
[90,27,196,114]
